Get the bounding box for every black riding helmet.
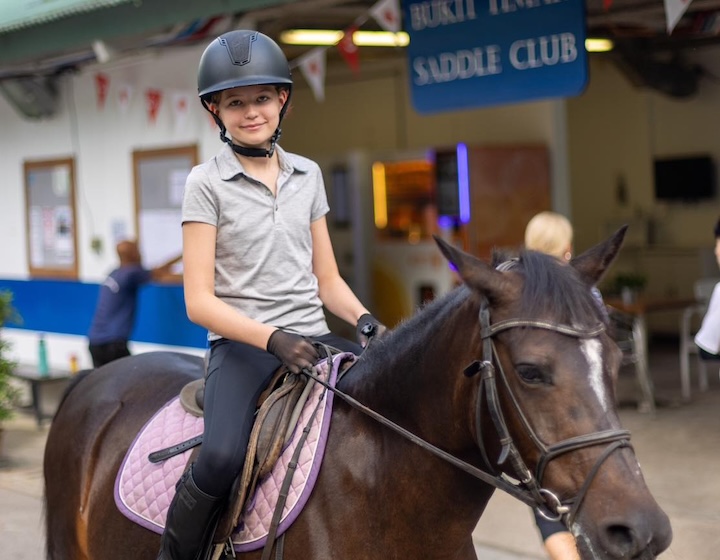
[198,30,292,158]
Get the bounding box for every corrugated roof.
[0,0,136,34]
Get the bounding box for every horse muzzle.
[574,500,672,559]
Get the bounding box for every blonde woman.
[524,211,574,262]
[524,211,581,560]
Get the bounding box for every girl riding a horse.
[160,29,384,560]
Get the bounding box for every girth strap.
[148,435,203,464]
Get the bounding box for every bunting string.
[93,0,401,120]
[290,0,401,101]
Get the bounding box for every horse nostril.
[605,524,636,554]
[599,522,647,558]
[598,509,672,558]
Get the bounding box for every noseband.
[471,300,631,527]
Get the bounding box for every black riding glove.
[266,329,319,374]
[356,313,387,348]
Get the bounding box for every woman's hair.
[524,211,573,259]
[714,217,720,239]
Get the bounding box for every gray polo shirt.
[182,143,330,340]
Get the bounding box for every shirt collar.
[216,143,310,181]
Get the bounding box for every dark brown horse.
[44,229,672,560]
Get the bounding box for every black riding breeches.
[192,333,362,497]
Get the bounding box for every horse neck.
[329,292,493,531]
[343,289,483,452]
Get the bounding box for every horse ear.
[432,235,508,299]
[570,225,628,286]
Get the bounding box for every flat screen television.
[654,155,716,201]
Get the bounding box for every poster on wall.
[402,0,588,113]
[25,159,78,277]
[29,204,75,267]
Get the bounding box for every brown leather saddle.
[150,343,352,548]
[169,366,310,545]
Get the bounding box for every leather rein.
[302,301,631,528]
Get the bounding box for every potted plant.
[612,273,648,305]
[0,290,20,451]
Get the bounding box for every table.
[604,296,696,415]
[9,366,72,427]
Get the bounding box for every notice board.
[24,158,79,279]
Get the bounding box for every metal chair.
[679,278,720,401]
[607,304,654,414]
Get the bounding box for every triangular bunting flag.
[299,48,327,102]
[145,88,163,124]
[337,25,360,74]
[370,0,401,32]
[117,84,133,114]
[172,91,192,133]
[95,73,110,110]
[664,0,693,33]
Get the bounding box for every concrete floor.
[1,340,718,559]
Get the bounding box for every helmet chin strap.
[219,124,281,158]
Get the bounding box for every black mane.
[498,249,604,326]
[355,249,603,378]
[348,286,472,387]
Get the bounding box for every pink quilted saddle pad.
[114,352,355,552]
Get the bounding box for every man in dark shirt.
[87,240,181,368]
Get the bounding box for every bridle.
[470,300,631,527]
[301,296,631,529]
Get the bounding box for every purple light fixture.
[457,142,470,224]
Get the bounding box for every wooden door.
[465,145,551,259]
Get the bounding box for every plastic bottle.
[69,354,79,374]
[38,334,49,377]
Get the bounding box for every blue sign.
[403,0,588,114]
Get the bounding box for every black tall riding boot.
[157,465,225,560]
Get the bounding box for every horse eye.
[515,364,547,385]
